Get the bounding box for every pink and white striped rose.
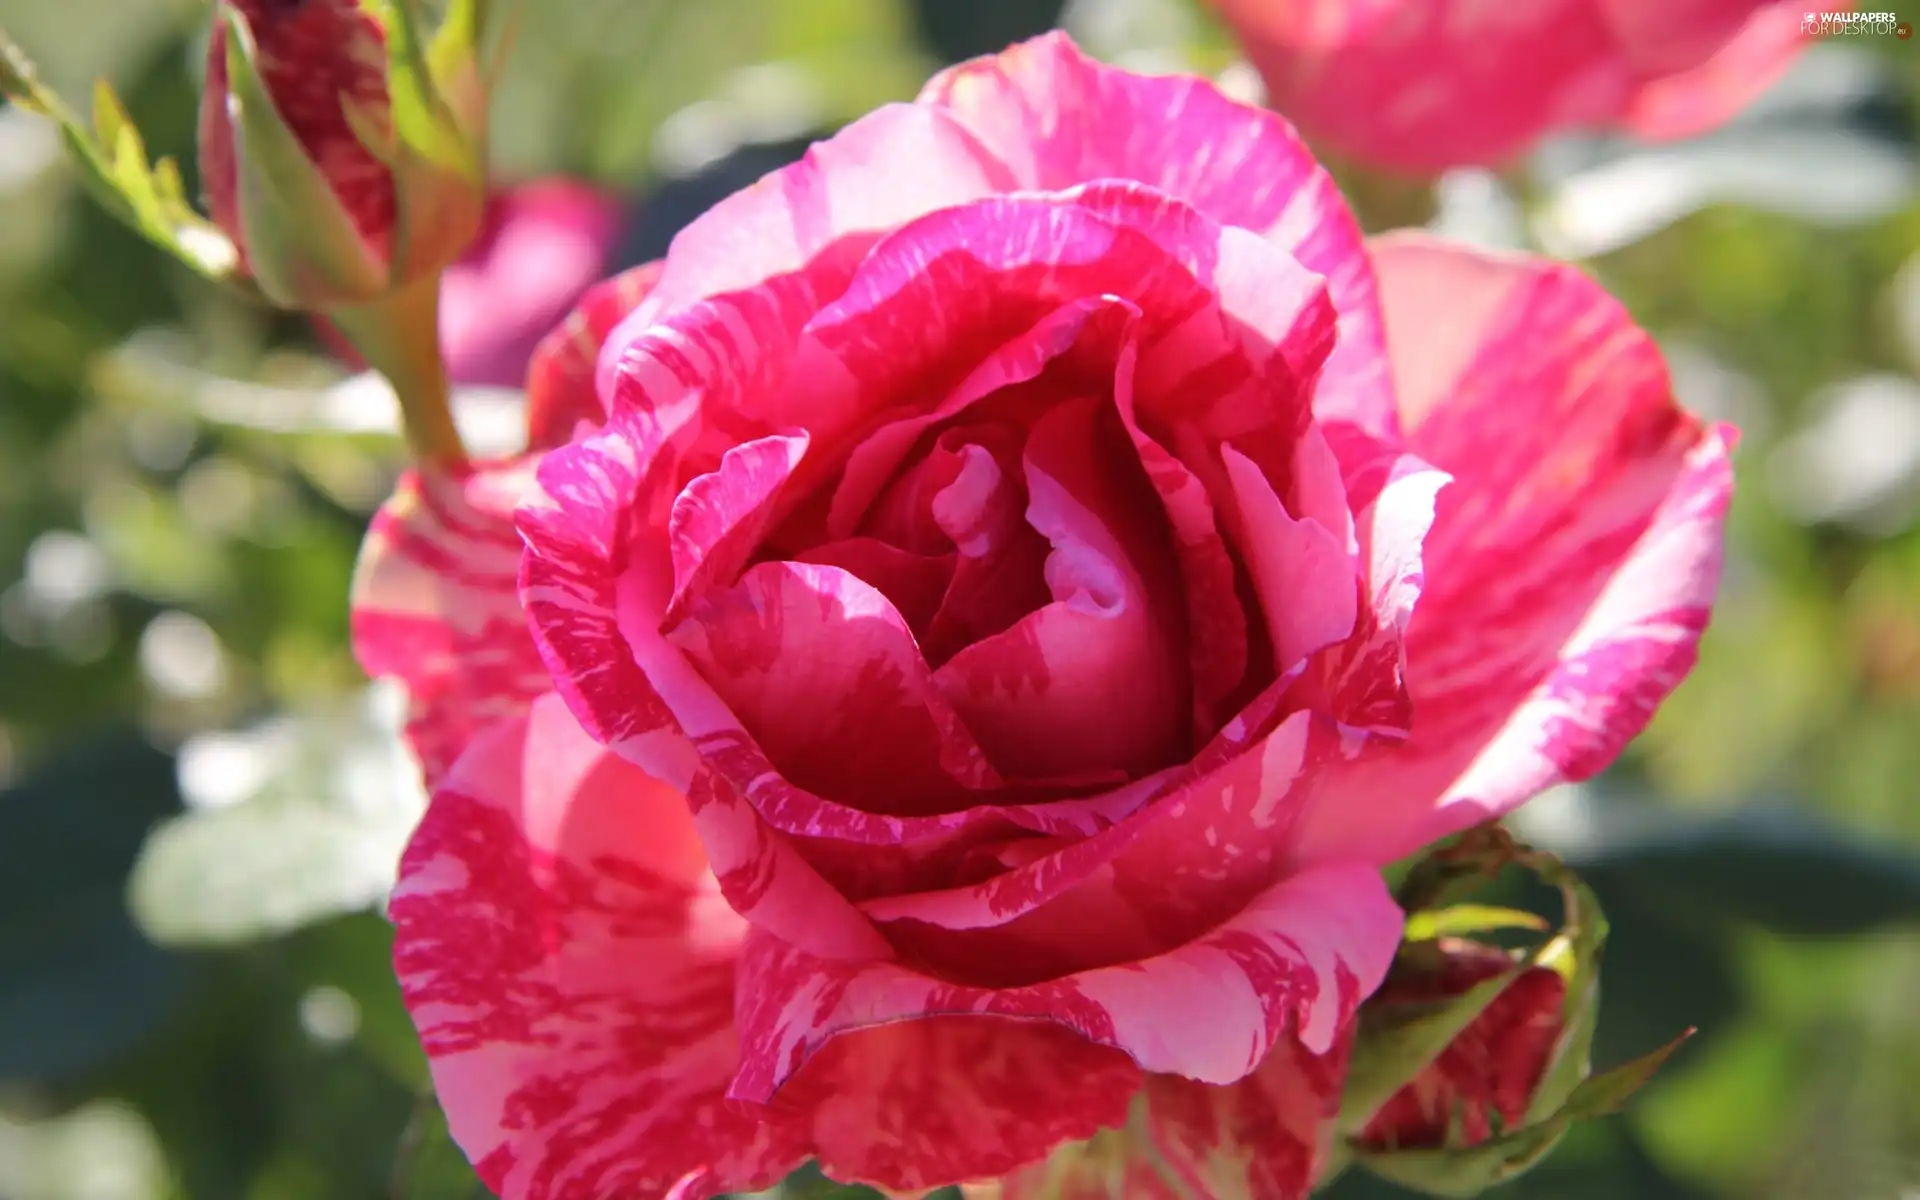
[351,33,1733,1200]
[1210,0,1828,173]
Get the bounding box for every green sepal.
[220,7,389,307]
[1402,904,1550,943]
[0,26,248,288]
[347,0,487,290]
[1349,1031,1693,1197]
[1338,948,1529,1135]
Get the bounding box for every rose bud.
[196,0,488,312]
[1358,939,1569,1150]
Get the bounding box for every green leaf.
[220,6,389,307]
[0,25,245,284]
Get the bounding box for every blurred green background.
[1,1,1917,1197]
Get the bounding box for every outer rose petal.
[780,1017,1143,1193]
[525,262,663,449]
[593,103,1016,403]
[350,460,549,789]
[437,182,624,388]
[1620,3,1821,140]
[732,861,1400,1103]
[389,694,811,1199]
[1000,1034,1353,1200]
[922,32,1395,438]
[1213,0,1815,173]
[1288,236,1734,865]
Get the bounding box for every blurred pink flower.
[350,33,1732,1200]
[319,181,622,387]
[1209,0,1829,172]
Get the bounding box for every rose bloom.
[352,33,1733,1200]
[1209,0,1827,172]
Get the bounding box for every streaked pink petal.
[735,861,1399,1108]
[350,460,549,788]
[1288,236,1734,865]
[861,706,1360,981]
[526,261,662,450]
[519,427,891,960]
[792,537,955,635]
[1220,444,1358,676]
[594,104,1017,403]
[389,694,810,1199]
[922,33,1394,437]
[668,560,1001,811]
[664,432,811,624]
[779,1017,1142,1194]
[933,397,1189,781]
[1003,1035,1353,1200]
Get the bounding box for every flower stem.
[328,275,468,471]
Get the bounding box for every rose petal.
[1620,3,1814,140]
[860,707,1362,982]
[923,33,1394,437]
[664,432,811,625]
[792,537,956,635]
[595,104,1017,403]
[1219,443,1358,676]
[389,694,811,1199]
[779,1016,1142,1194]
[668,560,1002,812]
[734,861,1399,1109]
[1003,1035,1353,1200]
[351,460,549,788]
[526,261,662,449]
[1288,236,1734,865]
[934,396,1189,781]
[437,182,623,388]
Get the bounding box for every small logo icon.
[1898,20,1912,37]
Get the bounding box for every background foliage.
[1,1,1917,1197]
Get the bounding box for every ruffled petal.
[389,694,811,1200]
[1289,236,1734,865]
[922,33,1394,437]
[859,706,1368,981]
[734,861,1398,1114]
[525,261,662,449]
[350,460,549,788]
[595,103,1017,403]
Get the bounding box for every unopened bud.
[1357,939,1567,1150]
